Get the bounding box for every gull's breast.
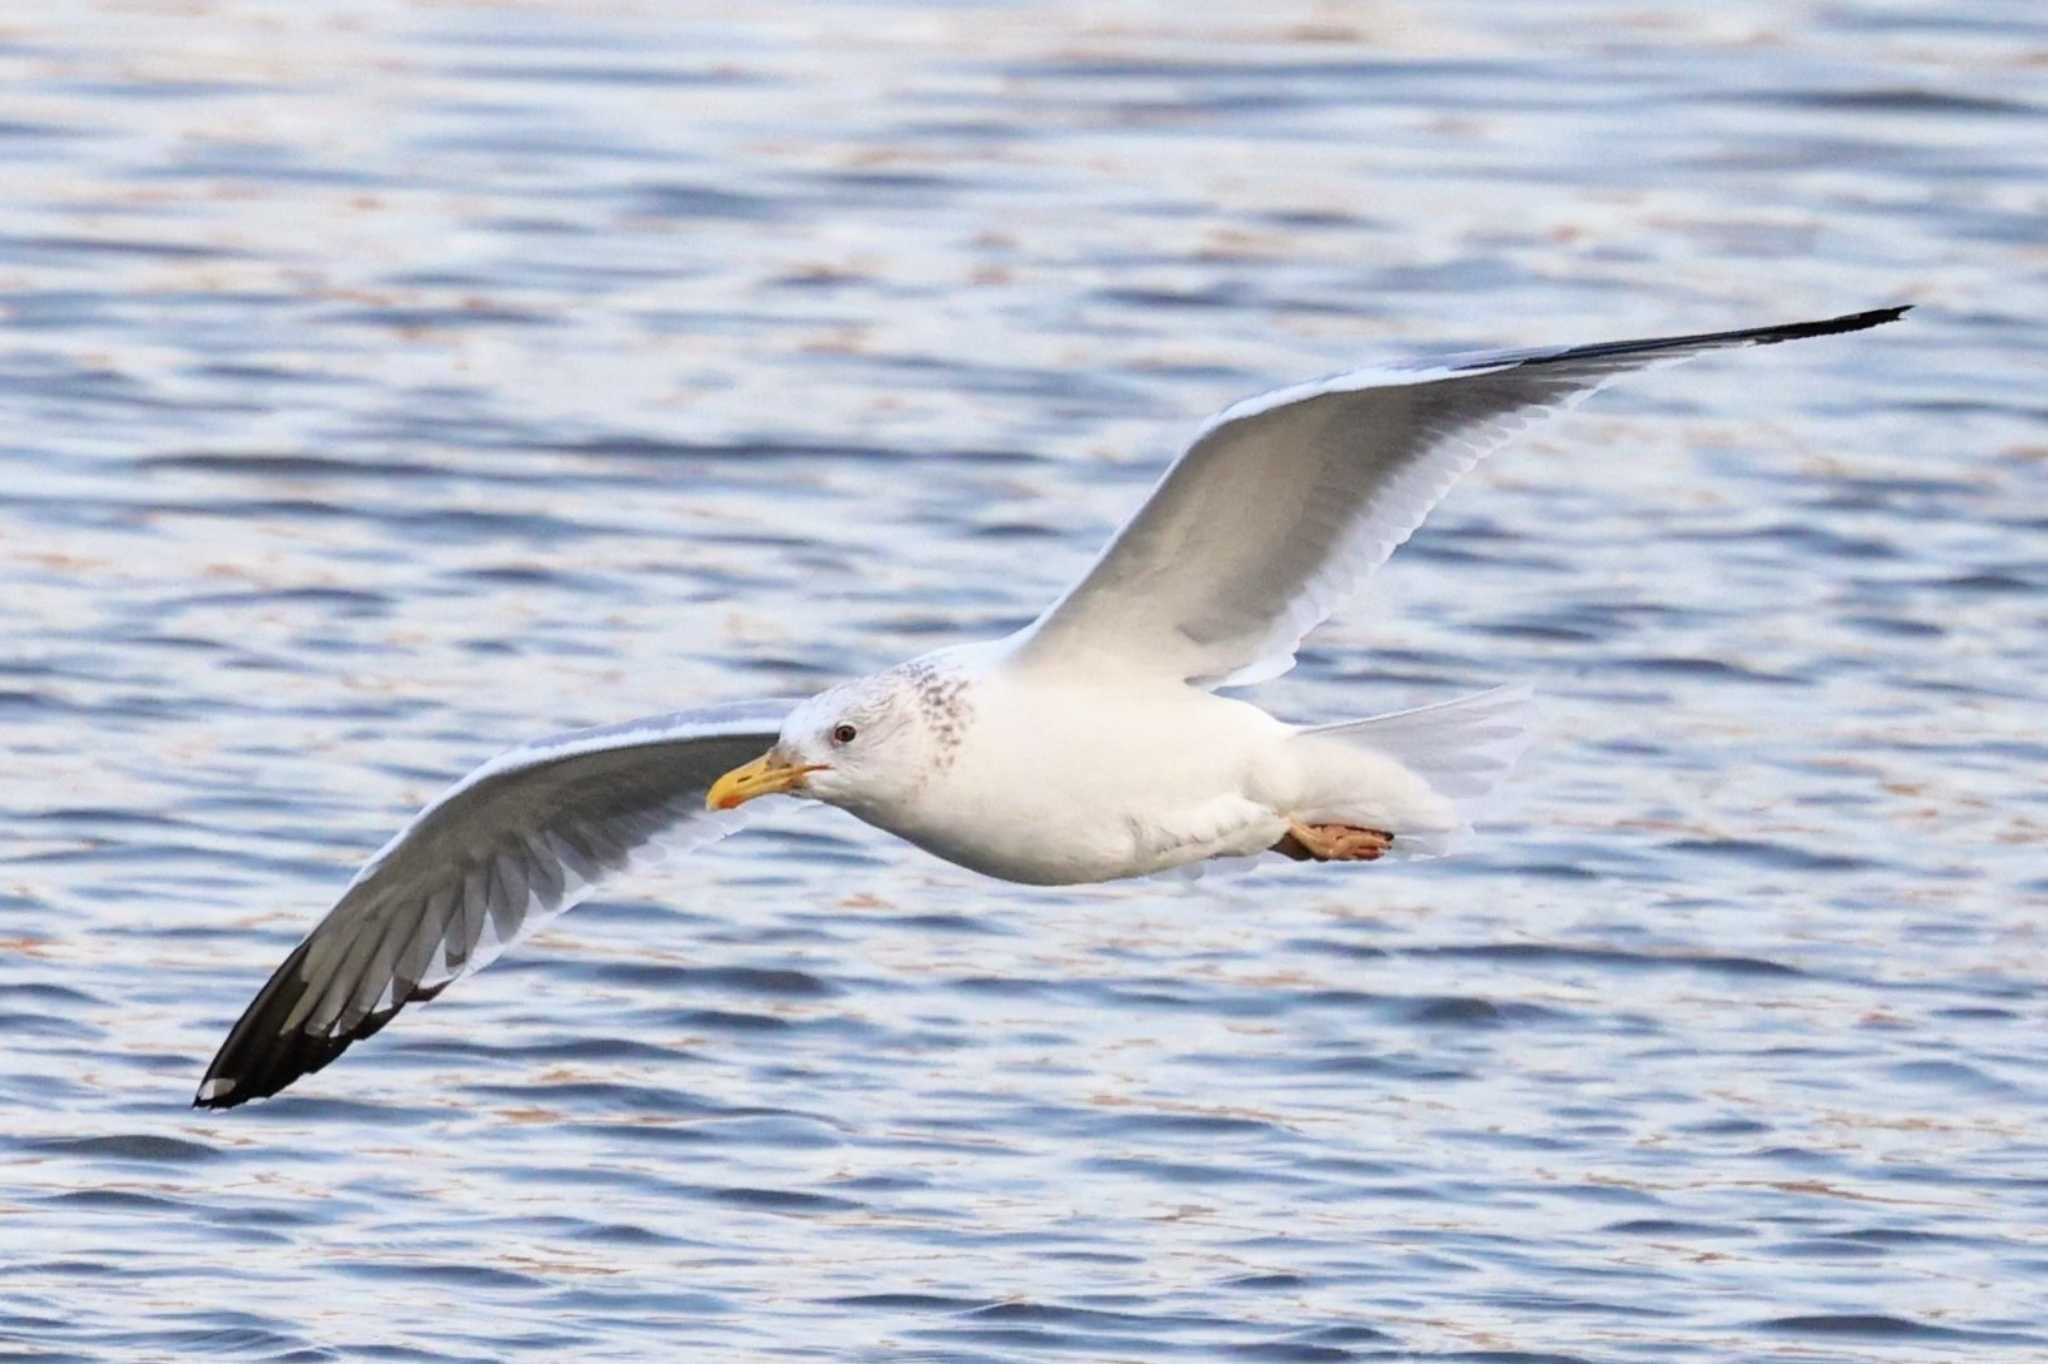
[871,667,1291,885]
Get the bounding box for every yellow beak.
[706,752,823,811]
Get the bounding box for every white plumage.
[195,305,1907,1108]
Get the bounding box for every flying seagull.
[194,305,1908,1108]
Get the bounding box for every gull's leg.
[1271,820,1394,862]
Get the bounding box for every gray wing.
[1014,307,1908,688]
[195,698,796,1109]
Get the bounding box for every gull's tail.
[1298,684,1533,856]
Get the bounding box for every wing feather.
[1014,307,1907,686]
[194,697,796,1109]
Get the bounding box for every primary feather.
[194,699,794,1108]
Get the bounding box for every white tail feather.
[1299,684,1533,856]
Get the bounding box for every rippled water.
[3,3,2044,1360]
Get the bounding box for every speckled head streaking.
[707,646,982,820]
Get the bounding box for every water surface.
[2,3,2044,1361]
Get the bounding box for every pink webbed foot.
[1271,821,1394,863]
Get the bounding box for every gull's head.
[707,665,953,818]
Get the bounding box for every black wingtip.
[1747,304,1912,344]
[1474,303,1914,374]
[193,937,403,1111]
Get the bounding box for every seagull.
[194,305,1908,1108]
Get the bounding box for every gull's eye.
[831,723,858,746]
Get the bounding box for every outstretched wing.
[195,698,797,1109]
[1014,307,1908,687]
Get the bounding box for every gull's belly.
[887,792,1164,885]
[857,679,1296,885]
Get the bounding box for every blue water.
[2,3,2044,1360]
